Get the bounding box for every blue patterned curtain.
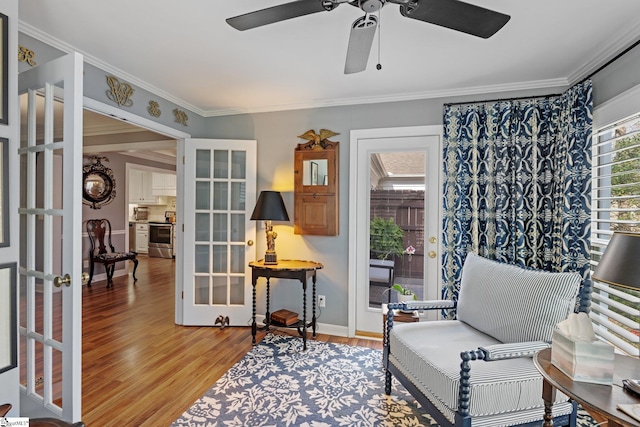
[441,80,593,304]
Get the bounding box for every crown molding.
[567,22,640,85]
[203,78,571,117]
[19,21,206,117]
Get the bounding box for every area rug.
[172,334,598,426]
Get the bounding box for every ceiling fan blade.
[227,0,334,31]
[344,14,378,74]
[400,0,510,39]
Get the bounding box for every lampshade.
[592,232,640,291]
[250,191,290,221]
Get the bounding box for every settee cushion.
[389,321,572,425]
[457,252,581,343]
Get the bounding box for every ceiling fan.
[226,0,510,74]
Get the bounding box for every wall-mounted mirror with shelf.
[294,140,339,235]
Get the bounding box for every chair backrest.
[456,252,583,343]
[86,219,115,255]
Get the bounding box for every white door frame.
[82,98,190,324]
[348,126,443,338]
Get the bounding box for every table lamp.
[592,232,640,292]
[250,191,290,265]
[592,232,640,393]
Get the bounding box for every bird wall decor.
[298,129,340,150]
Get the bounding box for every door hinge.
[181,291,184,299]
[182,155,185,164]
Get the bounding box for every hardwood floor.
[80,256,380,426]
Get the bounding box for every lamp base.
[264,252,278,265]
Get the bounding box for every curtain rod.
[445,37,640,108]
[444,92,561,107]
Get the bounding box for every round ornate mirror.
[83,156,116,209]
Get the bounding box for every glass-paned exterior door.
[183,139,256,325]
[350,127,442,337]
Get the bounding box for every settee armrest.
[405,300,456,311]
[387,299,455,314]
[384,300,457,365]
[456,341,551,417]
[478,341,550,361]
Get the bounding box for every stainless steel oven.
[148,222,174,258]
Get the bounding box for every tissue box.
[551,329,614,385]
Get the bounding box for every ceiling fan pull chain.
[376,8,382,70]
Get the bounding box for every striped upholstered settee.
[384,252,591,427]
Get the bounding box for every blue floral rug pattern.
[172,334,598,426]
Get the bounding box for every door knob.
[54,274,72,288]
[82,272,90,284]
[428,251,437,259]
[429,236,437,244]
[247,240,254,246]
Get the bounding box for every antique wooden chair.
[86,218,138,288]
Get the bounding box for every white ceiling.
[18,0,640,118]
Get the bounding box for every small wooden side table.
[249,259,323,350]
[534,347,640,427]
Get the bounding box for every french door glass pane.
[231,151,246,179]
[230,277,244,304]
[195,213,210,242]
[213,182,228,210]
[230,246,245,273]
[231,182,246,210]
[195,182,210,210]
[214,150,228,179]
[196,150,211,179]
[195,245,210,273]
[213,214,227,242]
[230,214,245,242]
[212,245,227,274]
[195,276,209,304]
[212,277,226,304]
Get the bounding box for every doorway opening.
[17,90,186,411]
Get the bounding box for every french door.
[182,139,257,325]
[18,53,83,421]
[349,126,442,337]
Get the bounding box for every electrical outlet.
[83,260,89,268]
[318,295,326,308]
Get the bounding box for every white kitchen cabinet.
[129,169,157,204]
[135,223,149,254]
[152,172,176,196]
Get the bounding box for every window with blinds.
[591,113,640,356]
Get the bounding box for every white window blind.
[591,113,640,357]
